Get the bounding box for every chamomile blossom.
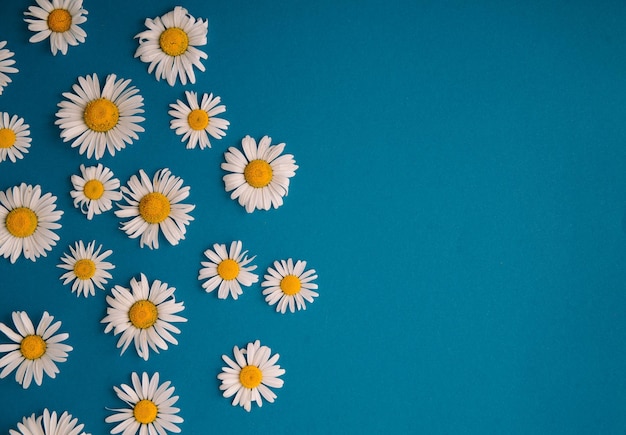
[218,340,285,412]
[135,6,208,86]
[24,0,88,56]
[222,135,298,213]
[57,240,115,297]
[55,73,145,159]
[262,259,319,314]
[115,168,195,249]
[106,372,183,435]
[169,91,229,150]
[0,112,31,163]
[10,409,91,435]
[0,311,72,389]
[101,273,187,361]
[198,240,258,300]
[0,183,63,263]
[0,41,18,96]
[70,164,122,219]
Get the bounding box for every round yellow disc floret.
[0,128,16,149]
[74,259,96,280]
[84,98,120,133]
[129,300,158,329]
[244,160,273,188]
[139,192,171,224]
[217,259,240,280]
[280,275,302,296]
[159,28,189,56]
[20,335,46,360]
[83,179,105,200]
[47,9,72,33]
[239,365,263,389]
[6,207,38,238]
[187,109,209,131]
[133,399,158,424]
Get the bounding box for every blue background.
[1,0,626,433]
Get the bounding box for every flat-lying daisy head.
[222,135,299,213]
[0,112,31,164]
[218,340,285,412]
[0,41,18,96]
[262,259,319,314]
[101,273,187,361]
[0,183,63,263]
[70,163,122,220]
[55,73,145,159]
[0,311,72,389]
[57,240,115,297]
[10,409,91,435]
[198,240,259,300]
[135,6,208,86]
[115,168,195,249]
[24,0,88,56]
[169,91,229,150]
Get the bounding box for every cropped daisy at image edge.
[0,41,18,96]
[9,408,91,435]
[0,112,31,163]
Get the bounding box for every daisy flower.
[115,168,195,249]
[0,41,18,96]
[101,273,187,361]
[0,112,31,163]
[262,259,319,314]
[135,6,208,86]
[198,240,258,300]
[0,183,63,263]
[218,340,285,412]
[70,164,122,220]
[55,73,145,160]
[57,240,115,297]
[169,91,229,150]
[10,409,91,435]
[24,0,88,56]
[0,311,72,389]
[106,372,183,435]
[222,135,298,213]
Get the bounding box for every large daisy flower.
[169,91,229,150]
[0,183,63,263]
[0,41,18,96]
[101,273,187,361]
[57,240,115,297]
[0,112,31,163]
[135,6,208,86]
[70,163,122,220]
[222,135,298,213]
[218,340,285,412]
[106,372,183,435]
[10,409,91,435]
[115,168,195,249]
[55,73,145,160]
[198,240,258,300]
[0,311,72,389]
[262,259,319,314]
[24,0,88,56]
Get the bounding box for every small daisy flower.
[101,273,187,361]
[218,340,285,412]
[24,0,88,56]
[106,372,183,435]
[0,183,63,264]
[0,41,18,96]
[70,164,122,220]
[57,240,115,297]
[9,413,41,435]
[222,135,298,213]
[262,259,319,314]
[55,73,145,160]
[0,311,72,389]
[115,168,195,249]
[198,240,259,300]
[10,409,91,435]
[135,6,208,86]
[169,91,229,150]
[0,112,31,163]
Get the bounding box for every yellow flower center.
[159,27,189,56]
[83,179,105,200]
[6,207,38,238]
[20,335,46,360]
[139,192,171,224]
[244,160,273,188]
[74,259,96,280]
[133,399,158,424]
[83,98,119,133]
[0,128,16,149]
[187,109,209,131]
[280,275,302,296]
[217,259,239,280]
[239,365,263,389]
[47,9,72,33]
[129,300,158,329]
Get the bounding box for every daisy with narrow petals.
[57,240,115,297]
[135,6,208,86]
[262,259,319,314]
[0,41,18,96]
[55,73,145,159]
[70,164,122,219]
[24,0,88,56]
[0,311,72,389]
[0,183,63,263]
[198,240,258,300]
[9,413,41,435]
[115,168,195,249]
[169,91,229,150]
[10,409,91,435]
[101,273,187,361]
[222,135,298,213]
[218,340,285,412]
[0,112,31,163]
[106,372,183,435]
